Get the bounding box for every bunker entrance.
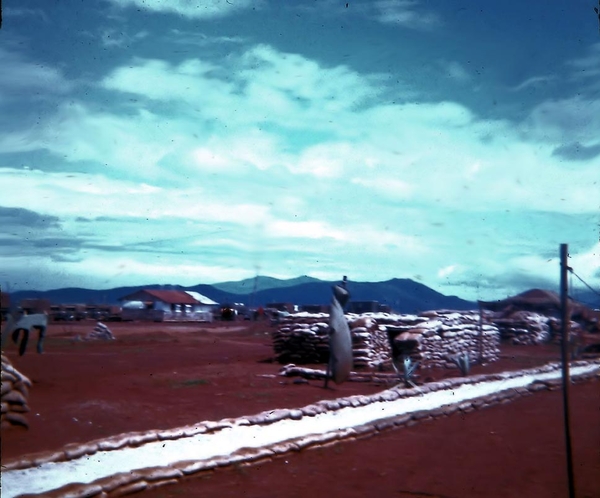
[387,330,420,363]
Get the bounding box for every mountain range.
[6,276,597,314]
[7,276,475,314]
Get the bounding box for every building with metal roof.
[119,289,218,322]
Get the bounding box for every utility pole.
[560,243,575,498]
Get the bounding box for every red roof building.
[119,289,218,322]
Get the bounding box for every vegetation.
[393,355,419,388]
[450,352,471,376]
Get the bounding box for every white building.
[119,289,218,322]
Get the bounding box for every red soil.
[2,321,599,497]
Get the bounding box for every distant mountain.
[9,277,476,314]
[572,289,599,310]
[211,275,322,295]
[9,284,189,307]
[242,278,474,313]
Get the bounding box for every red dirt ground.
[2,321,599,497]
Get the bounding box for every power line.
[568,267,600,299]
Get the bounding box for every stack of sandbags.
[491,311,551,345]
[384,311,500,368]
[273,311,501,370]
[349,316,393,370]
[547,317,584,345]
[1,354,32,429]
[272,313,408,369]
[272,317,330,364]
[86,322,116,340]
[272,314,395,369]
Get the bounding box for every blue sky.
[1,0,599,300]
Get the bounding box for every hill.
[211,275,321,295]
[8,277,475,314]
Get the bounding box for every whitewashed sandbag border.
[3,360,599,498]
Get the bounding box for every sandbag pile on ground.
[1,354,32,429]
[86,322,116,341]
[490,311,551,345]
[271,313,393,369]
[348,316,394,370]
[272,313,333,365]
[383,310,500,368]
[547,317,585,346]
[272,311,501,370]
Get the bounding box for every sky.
[1,0,599,301]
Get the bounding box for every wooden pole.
[560,243,575,498]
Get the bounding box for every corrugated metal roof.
[185,291,218,306]
[119,289,220,305]
[139,290,200,305]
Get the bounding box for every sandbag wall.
[491,311,551,345]
[272,313,393,370]
[490,311,585,346]
[383,311,500,368]
[1,354,32,429]
[272,310,501,370]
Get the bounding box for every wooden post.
[560,243,575,498]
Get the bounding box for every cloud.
[552,142,600,161]
[188,129,287,172]
[350,177,413,200]
[508,243,600,293]
[371,0,441,30]
[0,206,60,230]
[0,168,273,225]
[0,48,74,97]
[267,220,346,241]
[238,44,382,108]
[0,206,84,261]
[0,103,190,180]
[439,242,600,302]
[291,143,355,178]
[0,253,258,291]
[100,29,149,48]
[5,44,599,218]
[0,45,383,181]
[521,96,600,144]
[572,242,600,275]
[437,61,471,83]
[101,44,384,128]
[105,0,258,19]
[437,264,458,279]
[510,75,557,92]
[2,7,49,22]
[168,29,245,46]
[0,165,428,282]
[567,42,600,82]
[3,40,600,295]
[102,58,222,104]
